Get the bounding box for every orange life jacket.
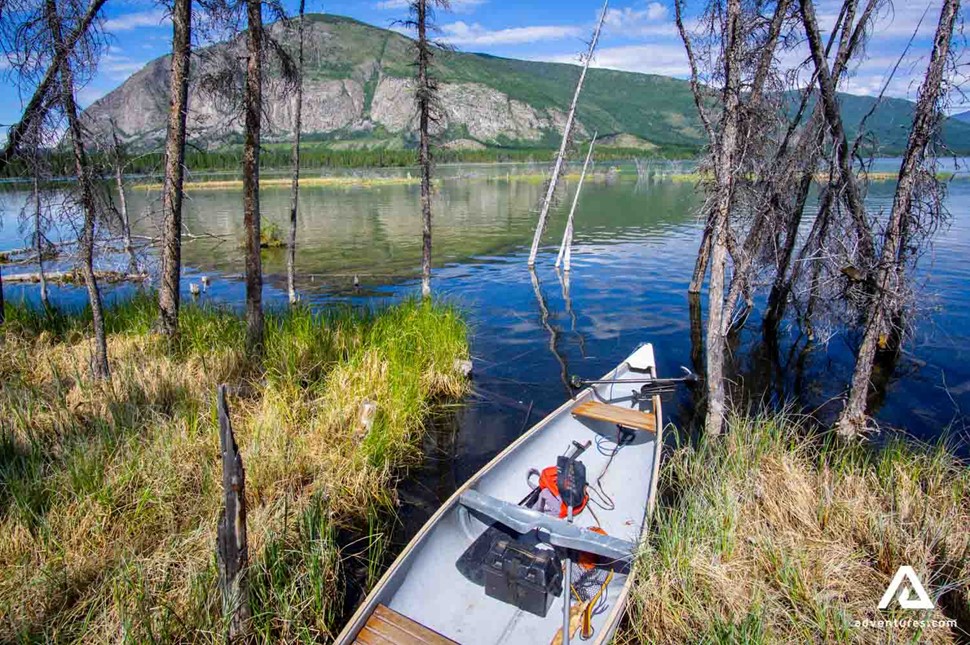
[537,465,589,518]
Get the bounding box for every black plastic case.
[482,537,563,617]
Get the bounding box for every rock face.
[82,15,589,150]
[78,14,970,154]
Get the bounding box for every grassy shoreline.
[132,169,630,192]
[622,413,970,643]
[0,294,469,641]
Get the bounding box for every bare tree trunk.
[527,0,607,268]
[243,0,264,353]
[216,385,250,641]
[556,133,596,271]
[33,176,50,308]
[286,0,305,305]
[801,0,874,265]
[47,0,109,381]
[837,0,959,436]
[704,0,743,437]
[763,0,878,329]
[0,0,107,172]
[158,0,192,337]
[415,0,434,298]
[110,129,137,274]
[688,220,713,294]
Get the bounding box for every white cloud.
[101,53,149,80]
[544,42,689,77]
[603,2,676,38]
[376,0,486,12]
[440,21,582,46]
[103,9,169,32]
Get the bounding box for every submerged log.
[2,270,149,284]
[216,384,250,641]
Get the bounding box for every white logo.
[878,566,934,610]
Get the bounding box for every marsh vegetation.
[0,295,469,641]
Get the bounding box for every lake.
[2,159,969,518]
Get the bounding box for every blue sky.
[1,0,966,137]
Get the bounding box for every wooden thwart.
[572,400,657,432]
[355,605,457,645]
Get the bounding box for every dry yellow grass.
[622,413,970,643]
[0,295,469,642]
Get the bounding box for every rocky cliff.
[83,15,592,150]
[82,13,970,154]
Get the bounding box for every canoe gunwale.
[335,344,663,645]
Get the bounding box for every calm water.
[2,160,969,521]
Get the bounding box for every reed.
[0,293,469,642]
[622,412,970,644]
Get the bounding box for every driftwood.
[2,270,148,284]
[216,384,250,641]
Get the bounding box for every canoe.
[336,344,664,645]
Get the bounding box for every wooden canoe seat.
[355,604,457,645]
[572,400,656,432]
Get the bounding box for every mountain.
[82,13,970,155]
[952,110,970,124]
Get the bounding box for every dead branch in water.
[527,0,608,268]
[3,270,149,284]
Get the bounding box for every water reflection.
[528,267,571,396]
[3,163,969,472]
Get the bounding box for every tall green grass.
[622,413,970,644]
[0,293,469,642]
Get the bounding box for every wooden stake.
[555,133,597,271]
[216,384,250,641]
[527,1,607,268]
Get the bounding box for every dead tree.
[158,0,192,338]
[555,133,597,272]
[406,0,450,298]
[47,0,109,380]
[0,0,107,172]
[195,0,292,347]
[678,0,746,435]
[33,176,50,308]
[800,0,874,266]
[243,0,265,353]
[216,384,250,641]
[837,0,960,436]
[527,0,607,268]
[676,0,716,295]
[108,123,138,274]
[286,0,306,305]
[761,0,879,330]
[702,0,744,436]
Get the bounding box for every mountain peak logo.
[878,566,934,610]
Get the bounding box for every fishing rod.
[569,366,701,393]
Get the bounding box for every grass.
[0,292,469,642]
[133,175,421,192]
[622,412,970,644]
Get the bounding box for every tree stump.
[216,384,250,641]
